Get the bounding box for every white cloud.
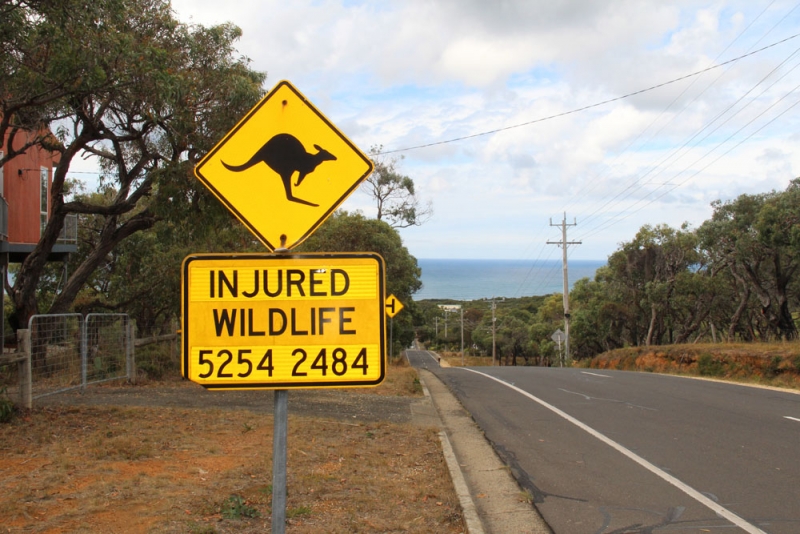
[169,0,800,261]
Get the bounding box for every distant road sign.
[181,253,386,389]
[551,329,566,343]
[194,80,373,251]
[385,294,404,318]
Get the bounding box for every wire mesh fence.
[0,313,151,405]
[83,313,131,387]
[0,332,26,402]
[28,314,83,399]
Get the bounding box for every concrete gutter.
[418,376,485,534]
[418,369,552,534]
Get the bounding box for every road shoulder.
[418,368,552,534]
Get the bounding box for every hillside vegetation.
[416,180,800,369]
[586,342,800,390]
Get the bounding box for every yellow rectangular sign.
[181,253,386,390]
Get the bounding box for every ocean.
[415,258,606,301]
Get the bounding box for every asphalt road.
[406,349,800,534]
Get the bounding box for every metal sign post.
[385,295,404,361]
[272,389,288,533]
[552,329,566,367]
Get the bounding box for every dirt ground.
[0,367,466,533]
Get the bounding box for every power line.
[505,9,800,296]
[378,32,800,156]
[560,2,790,217]
[577,86,800,242]
[576,47,800,233]
[506,18,800,296]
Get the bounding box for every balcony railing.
[40,213,78,245]
[57,213,78,245]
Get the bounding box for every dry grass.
[0,364,465,534]
[357,356,424,396]
[588,341,800,390]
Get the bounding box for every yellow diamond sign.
[385,294,404,318]
[194,80,374,251]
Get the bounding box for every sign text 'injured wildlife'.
[182,253,386,390]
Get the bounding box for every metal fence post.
[81,315,88,391]
[126,319,136,384]
[17,329,32,409]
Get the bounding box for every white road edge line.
[581,371,612,378]
[462,368,767,534]
[424,351,440,365]
[785,416,800,423]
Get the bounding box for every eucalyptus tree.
[1,0,265,324]
[361,146,432,229]
[699,179,800,340]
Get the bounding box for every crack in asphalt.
[558,388,658,411]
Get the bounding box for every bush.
[221,494,260,519]
[135,342,180,380]
[697,353,724,377]
[0,387,15,423]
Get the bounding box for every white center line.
[581,371,612,378]
[785,416,800,423]
[463,368,767,534]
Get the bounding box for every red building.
[1,131,77,263]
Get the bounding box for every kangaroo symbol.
[222,133,336,207]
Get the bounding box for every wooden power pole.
[547,213,581,363]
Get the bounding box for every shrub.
[0,387,14,423]
[697,353,724,377]
[221,494,260,519]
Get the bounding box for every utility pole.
[490,297,504,366]
[492,300,497,366]
[460,305,464,366]
[547,213,581,364]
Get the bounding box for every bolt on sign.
[193,80,374,251]
[182,253,386,389]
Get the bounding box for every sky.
[159,0,800,262]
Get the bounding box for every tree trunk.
[11,208,68,327]
[48,212,156,315]
[646,303,657,347]
[728,268,751,342]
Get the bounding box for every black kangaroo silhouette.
[221,133,336,207]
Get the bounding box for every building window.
[40,167,48,236]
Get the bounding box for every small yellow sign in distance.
[193,80,373,251]
[385,294,404,318]
[181,253,386,390]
